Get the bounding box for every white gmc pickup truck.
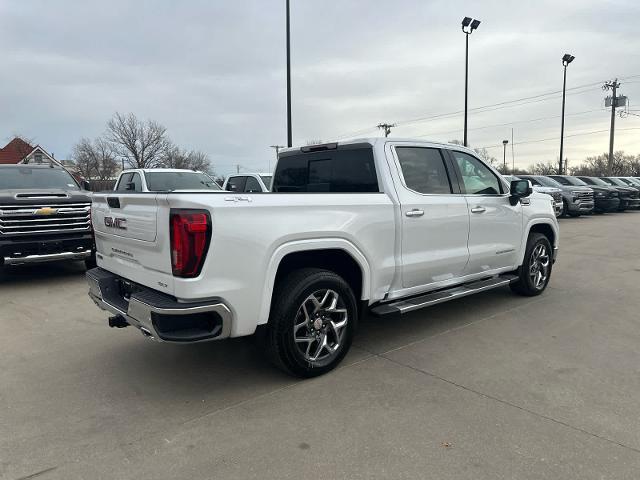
[87,138,559,377]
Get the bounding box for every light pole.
[286,0,292,148]
[559,53,575,174]
[462,16,481,147]
[502,140,509,173]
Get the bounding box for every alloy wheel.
[293,289,348,365]
[529,244,550,290]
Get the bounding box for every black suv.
[598,177,640,210]
[0,164,95,268]
[567,176,621,212]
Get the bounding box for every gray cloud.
[1,0,639,175]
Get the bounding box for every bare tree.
[571,151,635,176]
[529,161,559,175]
[72,137,118,180]
[163,145,212,173]
[106,112,170,168]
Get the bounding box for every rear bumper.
[1,233,94,266]
[86,267,232,343]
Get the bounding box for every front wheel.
[264,268,356,378]
[510,233,553,296]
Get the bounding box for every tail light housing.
[170,209,211,278]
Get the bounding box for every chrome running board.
[371,274,518,316]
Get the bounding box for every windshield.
[580,177,608,186]
[260,175,273,190]
[617,178,637,186]
[144,171,221,191]
[532,176,563,188]
[549,175,587,186]
[567,177,587,186]
[0,166,79,190]
[602,177,626,187]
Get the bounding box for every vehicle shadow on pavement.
[0,260,87,285]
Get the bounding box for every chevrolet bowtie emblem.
[35,207,58,215]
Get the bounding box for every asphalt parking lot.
[2,212,640,480]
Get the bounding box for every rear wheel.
[510,233,552,296]
[264,268,356,378]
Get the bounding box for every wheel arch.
[518,219,558,265]
[257,239,371,326]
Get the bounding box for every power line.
[414,109,606,139]
[332,73,640,141]
[399,86,602,129]
[334,84,604,140]
[477,127,640,150]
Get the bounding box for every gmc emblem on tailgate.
[104,216,127,230]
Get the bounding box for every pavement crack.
[378,353,640,456]
[14,466,58,480]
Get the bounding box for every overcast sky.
[1,0,639,175]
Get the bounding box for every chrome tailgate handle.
[405,209,424,217]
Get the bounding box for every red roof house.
[0,137,34,164]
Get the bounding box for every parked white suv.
[114,169,221,192]
[88,139,559,377]
[222,173,272,192]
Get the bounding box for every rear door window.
[272,145,378,192]
[395,147,452,194]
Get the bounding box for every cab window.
[226,176,247,192]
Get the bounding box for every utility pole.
[286,0,292,148]
[269,145,284,172]
[377,123,396,137]
[236,164,241,174]
[511,128,515,174]
[502,140,508,173]
[604,79,620,175]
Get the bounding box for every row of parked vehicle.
[504,174,640,217]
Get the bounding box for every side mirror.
[82,180,91,191]
[509,179,532,205]
[125,182,135,191]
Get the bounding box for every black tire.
[510,233,553,297]
[562,199,571,218]
[264,268,357,378]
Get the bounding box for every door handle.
[470,206,486,214]
[405,209,424,217]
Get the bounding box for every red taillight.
[170,209,211,278]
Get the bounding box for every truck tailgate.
[92,193,175,295]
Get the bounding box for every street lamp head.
[470,19,481,31]
[462,16,472,28]
[562,53,575,66]
[503,140,509,145]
